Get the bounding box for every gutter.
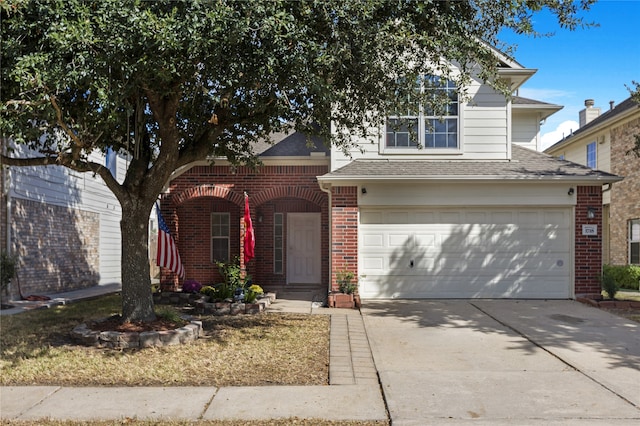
[318,181,332,296]
[317,174,624,185]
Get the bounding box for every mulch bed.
[87,315,186,333]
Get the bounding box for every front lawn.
[0,294,329,387]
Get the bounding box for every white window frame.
[211,212,230,263]
[630,219,640,265]
[382,76,462,155]
[274,213,284,274]
[586,141,597,168]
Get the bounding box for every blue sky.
[499,0,640,150]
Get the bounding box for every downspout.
[2,145,13,298]
[319,182,332,296]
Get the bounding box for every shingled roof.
[318,144,621,183]
[255,131,330,157]
[545,96,640,152]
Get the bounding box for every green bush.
[603,264,640,291]
[336,270,357,294]
[1,252,17,293]
[600,273,619,299]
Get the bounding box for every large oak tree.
[1,0,595,321]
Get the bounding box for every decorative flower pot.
[334,293,355,309]
[354,294,361,308]
[327,293,336,308]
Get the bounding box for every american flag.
[156,203,185,278]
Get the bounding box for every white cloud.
[541,120,579,151]
[517,88,573,102]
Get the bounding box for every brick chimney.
[579,99,601,127]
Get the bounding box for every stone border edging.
[71,318,202,349]
[577,297,640,309]
[72,292,278,349]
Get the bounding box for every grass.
[0,294,329,387]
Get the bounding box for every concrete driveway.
[362,300,640,425]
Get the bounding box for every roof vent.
[609,100,615,110]
[584,99,595,108]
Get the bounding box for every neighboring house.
[159,54,622,301]
[545,97,640,266]
[0,144,125,299]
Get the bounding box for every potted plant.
[329,270,359,309]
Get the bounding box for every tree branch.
[0,154,57,167]
[49,94,86,159]
[1,152,125,201]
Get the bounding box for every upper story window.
[630,219,640,264]
[586,141,597,168]
[384,76,459,153]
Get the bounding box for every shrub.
[601,273,619,300]
[336,270,357,294]
[182,279,202,293]
[1,252,17,293]
[603,264,640,291]
[200,285,217,300]
[214,258,252,301]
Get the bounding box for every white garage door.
[359,207,572,299]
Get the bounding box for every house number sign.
[582,225,598,236]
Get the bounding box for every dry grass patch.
[0,295,329,386]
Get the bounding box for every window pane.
[212,239,229,262]
[274,213,283,274]
[424,118,457,149]
[587,142,596,168]
[630,220,640,241]
[386,75,458,150]
[631,220,640,264]
[386,118,418,147]
[211,213,230,262]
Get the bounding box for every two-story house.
[544,97,640,266]
[159,54,621,302]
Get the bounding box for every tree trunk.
[120,201,155,322]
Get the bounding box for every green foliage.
[0,252,17,292]
[604,264,640,291]
[245,284,264,304]
[214,258,251,301]
[155,306,187,326]
[625,80,640,158]
[0,0,596,320]
[200,285,217,300]
[601,274,619,300]
[336,270,357,294]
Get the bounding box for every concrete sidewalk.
[0,288,388,423]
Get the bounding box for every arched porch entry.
[163,184,329,298]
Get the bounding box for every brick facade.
[609,116,640,265]
[330,186,358,292]
[574,186,604,298]
[165,164,610,299]
[161,164,329,293]
[10,198,100,297]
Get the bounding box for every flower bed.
[72,317,202,349]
